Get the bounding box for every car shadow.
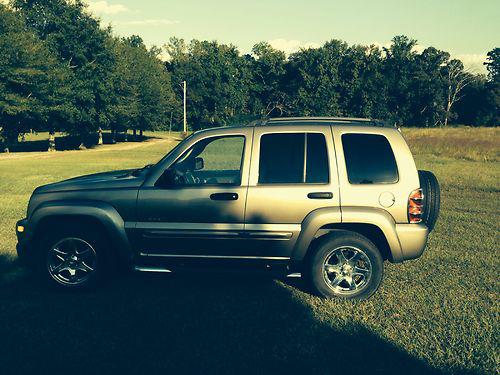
[0,255,472,375]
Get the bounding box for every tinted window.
[342,134,398,184]
[306,133,329,183]
[259,133,329,184]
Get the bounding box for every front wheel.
[306,231,384,300]
[37,228,108,290]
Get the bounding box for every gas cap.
[379,192,395,208]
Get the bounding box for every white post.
[183,80,187,133]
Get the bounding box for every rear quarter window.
[342,133,398,184]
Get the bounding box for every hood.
[34,169,146,193]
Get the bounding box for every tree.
[165,38,252,129]
[14,0,116,145]
[382,35,419,125]
[482,48,500,125]
[249,42,289,116]
[485,48,500,81]
[0,4,73,151]
[108,36,177,140]
[411,47,449,126]
[443,59,474,126]
[287,40,348,116]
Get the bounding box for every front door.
[136,130,252,256]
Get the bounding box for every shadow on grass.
[0,255,468,375]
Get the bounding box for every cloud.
[86,1,128,15]
[267,38,320,55]
[455,54,487,74]
[115,19,180,26]
[371,41,487,73]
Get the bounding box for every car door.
[241,125,341,257]
[135,128,252,256]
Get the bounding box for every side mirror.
[194,157,204,171]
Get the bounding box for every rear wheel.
[37,228,108,290]
[306,231,384,300]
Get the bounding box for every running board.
[134,266,172,273]
[134,265,301,278]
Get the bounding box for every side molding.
[29,200,133,264]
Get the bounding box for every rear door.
[242,126,341,257]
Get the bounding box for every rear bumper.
[395,223,429,261]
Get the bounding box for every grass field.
[0,127,498,374]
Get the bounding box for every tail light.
[408,188,424,223]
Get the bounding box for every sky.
[86,0,499,73]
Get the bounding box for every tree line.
[0,0,498,151]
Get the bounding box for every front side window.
[258,133,329,184]
[342,133,398,184]
[160,135,245,186]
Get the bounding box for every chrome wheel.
[47,237,97,286]
[323,246,372,295]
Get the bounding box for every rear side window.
[259,133,329,184]
[342,134,398,184]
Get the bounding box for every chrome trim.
[243,223,301,231]
[134,266,172,273]
[143,230,239,239]
[135,222,244,230]
[286,273,302,278]
[139,253,290,260]
[244,231,293,239]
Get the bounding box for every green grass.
[0,128,498,374]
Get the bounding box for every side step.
[134,266,301,278]
[134,266,172,273]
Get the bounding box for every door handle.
[307,192,333,199]
[210,192,238,201]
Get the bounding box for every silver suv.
[16,117,440,300]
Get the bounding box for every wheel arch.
[29,200,133,266]
[291,206,404,266]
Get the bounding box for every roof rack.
[249,117,393,127]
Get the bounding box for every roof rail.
[251,117,393,127]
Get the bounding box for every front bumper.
[16,218,32,265]
[395,223,429,261]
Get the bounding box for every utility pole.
[182,80,187,133]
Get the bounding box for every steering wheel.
[172,168,203,185]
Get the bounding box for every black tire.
[418,170,440,231]
[35,226,109,290]
[305,231,384,300]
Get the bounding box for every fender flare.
[28,200,133,264]
[291,207,341,262]
[291,206,403,263]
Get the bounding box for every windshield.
[152,133,196,166]
[130,133,195,177]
